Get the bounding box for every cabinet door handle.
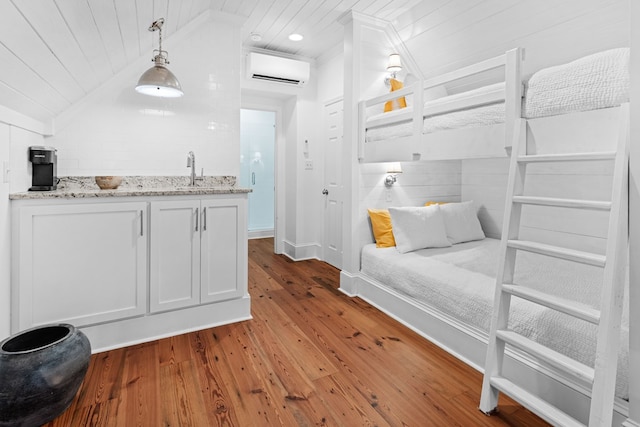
[252,172,255,185]
[140,210,144,236]
[203,207,207,231]
[195,207,199,231]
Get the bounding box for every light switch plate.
[2,162,9,183]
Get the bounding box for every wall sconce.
[135,18,184,98]
[384,163,403,187]
[385,53,402,86]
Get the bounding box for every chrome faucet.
[187,151,197,186]
[187,151,204,185]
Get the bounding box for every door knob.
[322,189,329,195]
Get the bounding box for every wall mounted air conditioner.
[247,52,310,86]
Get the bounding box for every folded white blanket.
[524,48,629,118]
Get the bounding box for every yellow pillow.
[424,201,448,206]
[367,209,396,248]
[384,78,407,112]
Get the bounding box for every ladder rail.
[588,103,629,426]
[480,118,527,413]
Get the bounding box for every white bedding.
[360,238,629,399]
[524,48,629,119]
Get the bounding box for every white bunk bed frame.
[346,48,631,425]
[358,48,523,162]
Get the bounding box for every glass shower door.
[240,109,275,236]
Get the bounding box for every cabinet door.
[200,198,247,304]
[16,202,148,330]
[149,200,201,313]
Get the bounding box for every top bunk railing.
[358,48,524,162]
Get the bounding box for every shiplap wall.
[462,157,613,254]
[395,0,629,83]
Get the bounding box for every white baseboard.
[338,270,358,296]
[248,229,274,239]
[82,297,252,353]
[282,239,321,261]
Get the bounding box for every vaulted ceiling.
[1,0,422,124]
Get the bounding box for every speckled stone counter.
[10,176,251,200]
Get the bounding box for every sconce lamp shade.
[136,60,183,98]
[387,53,402,73]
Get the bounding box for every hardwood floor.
[47,238,548,426]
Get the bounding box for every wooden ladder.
[479,104,629,427]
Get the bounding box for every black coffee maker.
[29,146,58,191]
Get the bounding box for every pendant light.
[135,18,184,98]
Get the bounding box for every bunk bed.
[351,47,630,423]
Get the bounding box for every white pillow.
[439,201,485,244]
[388,206,451,254]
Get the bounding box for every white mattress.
[360,238,629,399]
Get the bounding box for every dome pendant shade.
[135,18,183,98]
[136,59,183,98]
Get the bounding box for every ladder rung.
[497,330,595,384]
[512,196,611,211]
[517,152,616,163]
[502,284,601,324]
[489,376,586,427]
[507,240,606,267]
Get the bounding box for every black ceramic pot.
[0,323,91,427]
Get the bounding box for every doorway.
[240,109,276,239]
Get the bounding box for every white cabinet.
[12,193,250,351]
[13,202,148,330]
[149,197,247,312]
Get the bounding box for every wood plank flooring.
[46,238,549,426]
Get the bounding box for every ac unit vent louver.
[247,52,310,87]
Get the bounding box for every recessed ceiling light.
[250,32,262,42]
[288,33,304,42]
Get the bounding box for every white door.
[200,197,247,303]
[323,99,344,269]
[240,109,276,238]
[16,202,148,329]
[149,200,201,313]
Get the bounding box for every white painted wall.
[46,13,242,179]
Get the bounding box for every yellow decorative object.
[384,78,407,112]
[424,201,448,206]
[367,208,396,248]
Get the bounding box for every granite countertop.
[10,176,251,200]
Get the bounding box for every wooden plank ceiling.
[0,0,421,123]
